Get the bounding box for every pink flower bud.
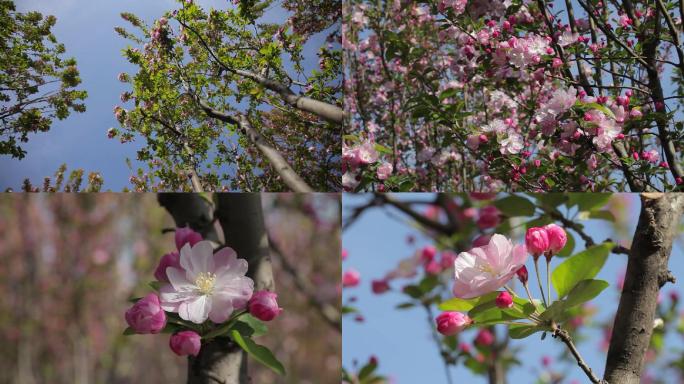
[477,206,501,229]
[175,226,202,250]
[516,265,529,284]
[371,279,390,294]
[472,234,491,248]
[169,331,201,357]
[154,251,181,282]
[425,261,442,275]
[248,290,283,321]
[474,328,494,346]
[125,293,166,334]
[677,177,683,185]
[552,57,563,68]
[421,245,437,263]
[495,291,514,309]
[544,223,567,254]
[525,227,549,257]
[343,269,361,287]
[342,249,348,261]
[435,312,471,336]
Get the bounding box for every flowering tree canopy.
[112,0,342,192]
[343,0,684,192]
[0,0,87,159]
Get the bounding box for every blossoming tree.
[0,0,87,159]
[343,0,684,192]
[342,193,684,383]
[113,0,342,192]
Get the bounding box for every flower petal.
[179,295,211,324]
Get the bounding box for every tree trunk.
[603,193,684,383]
[159,193,275,384]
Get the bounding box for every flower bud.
[544,224,567,255]
[342,269,361,287]
[153,251,180,282]
[525,227,549,257]
[474,328,494,346]
[248,290,283,321]
[421,245,437,263]
[175,226,202,250]
[125,293,166,334]
[516,265,529,284]
[435,312,472,336]
[169,331,201,357]
[495,291,514,309]
[371,279,390,294]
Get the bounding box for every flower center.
[195,272,216,295]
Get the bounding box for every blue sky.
[0,0,325,190]
[342,193,684,383]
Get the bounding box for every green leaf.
[395,302,415,310]
[438,292,498,311]
[230,330,285,375]
[493,195,536,217]
[584,102,616,119]
[563,279,609,308]
[374,143,392,154]
[536,194,567,209]
[551,242,613,299]
[587,210,615,222]
[568,193,612,212]
[508,324,545,339]
[123,327,136,335]
[235,314,268,338]
[358,360,378,380]
[149,281,163,291]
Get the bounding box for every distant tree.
[0,0,87,159]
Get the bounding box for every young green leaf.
[438,292,498,312]
[551,242,613,299]
[493,195,536,217]
[230,330,285,375]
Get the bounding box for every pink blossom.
[170,331,201,357]
[619,15,633,28]
[377,162,393,180]
[544,224,567,254]
[125,293,166,334]
[154,251,181,282]
[435,312,472,336]
[342,249,348,261]
[500,132,524,155]
[476,206,501,229]
[641,150,659,163]
[358,142,379,164]
[248,291,282,321]
[453,234,528,298]
[175,226,202,250]
[421,245,437,263]
[495,291,514,308]
[525,227,550,256]
[425,261,442,275]
[475,328,494,346]
[472,234,491,247]
[160,241,254,324]
[343,269,361,287]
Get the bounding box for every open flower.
[160,241,254,324]
[452,234,528,298]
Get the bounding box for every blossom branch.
[551,324,607,384]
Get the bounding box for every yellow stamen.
[195,272,216,295]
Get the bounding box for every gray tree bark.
[158,193,275,384]
[603,193,684,383]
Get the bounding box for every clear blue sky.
[0,0,325,190]
[342,193,684,383]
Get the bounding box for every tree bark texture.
[603,193,684,383]
[158,193,275,384]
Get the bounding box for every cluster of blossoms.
[125,227,282,357]
[435,225,567,336]
[344,0,677,191]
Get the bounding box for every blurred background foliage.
[0,193,340,384]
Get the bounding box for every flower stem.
[534,258,548,308]
[546,258,552,305]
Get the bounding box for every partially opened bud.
[435,311,472,336]
[248,291,283,321]
[169,331,201,357]
[175,226,202,250]
[495,291,514,309]
[544,224,567,255]
[125,293,166,334]
[153,251,180,282]
[371,279,390,294]
[525,227,549,258]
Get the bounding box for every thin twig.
[552,324,608,384]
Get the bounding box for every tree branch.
[552,324,607,384]
[197,100,313,192]
[603,193,684,383]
